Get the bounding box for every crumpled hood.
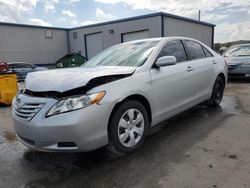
[25,66,136,92]
[225,56,250,65]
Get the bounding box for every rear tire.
[107,100,149,156]
[207,76,224,107]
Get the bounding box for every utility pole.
[198,10,201,21]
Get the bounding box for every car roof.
[123,36,204,44]
[230,43,250,48]
[122,38,162,44]
[8,62,30,65]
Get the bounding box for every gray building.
[0,12,215,65]
[0,23,68,65]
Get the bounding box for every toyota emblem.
[15,98,21,109]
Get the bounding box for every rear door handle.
[212,60,217,65]
[186,66,194,72]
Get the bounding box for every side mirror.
[155,56,177,67]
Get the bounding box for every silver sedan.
[223,44,250,79]
[12,37,227,155]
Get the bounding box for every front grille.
[14,103,45,121]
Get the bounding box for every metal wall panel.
[0,25,68,65]
[85,32,104,59]
[122,30,149,42]
[164,16,213,47]
[68,16,162,58]
[0,13,213,66]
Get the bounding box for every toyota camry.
[12,37,227,155]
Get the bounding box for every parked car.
[56,53,87,68]
[8,62,48,82]
[218,46,228,55]
[223,44,250,79]
[12,37,227,155]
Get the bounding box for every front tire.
[107,100,149,155]
[207,76,224,107]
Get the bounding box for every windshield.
[83,40,159,67]
[223,45,250,57]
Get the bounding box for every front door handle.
[186,66,194,72]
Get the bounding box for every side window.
[202,46,214,57]
[12,64,20,69]
[157,40,187,63]
[8,64,14,69]
[22,64,32,68]
[185,40,206,60]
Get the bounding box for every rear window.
[21,64,33,68]
[185,40,206,60]
[8,64,20,69]
[8,64,15,68]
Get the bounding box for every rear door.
[183,40,215,99]
[150,40,196,121]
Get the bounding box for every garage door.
[122,30,149,43]
[85,32,104,59]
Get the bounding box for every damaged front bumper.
[12,94,113,152]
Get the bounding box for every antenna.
[198,10,201,21]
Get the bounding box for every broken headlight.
[46,91,105,117]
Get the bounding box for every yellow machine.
[0,73,18,105]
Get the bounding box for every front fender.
[88,71,155,117]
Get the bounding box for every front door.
[150,40,195,122]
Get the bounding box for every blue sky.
[0,0,249,42]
